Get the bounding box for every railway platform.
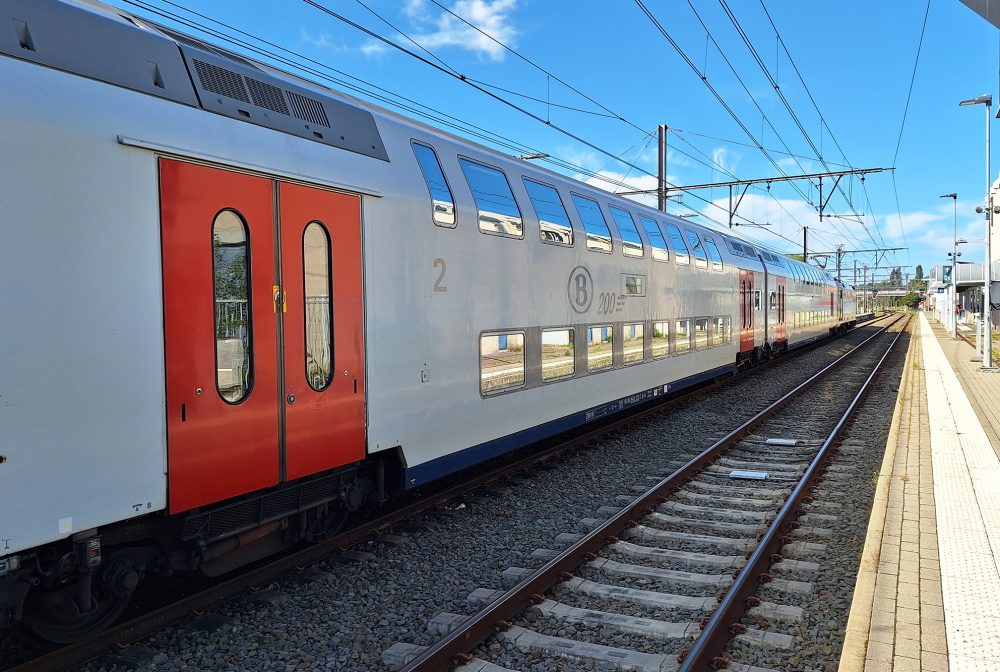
[839,312,1000,671]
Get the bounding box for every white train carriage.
[0,0,854,640]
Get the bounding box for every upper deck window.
[684,230,708,269]
[411,141,455,228]
[523,178,573,246]
[608,206,643,258]
[704,237,724,271]
[639,216,668,261]
[662,223,689,265]
[571,194,612,253]
[459,158,523,238]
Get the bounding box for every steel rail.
[679,313,911,670]
[400,313,906,671]
[8,314,893,672]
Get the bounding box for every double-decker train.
[0,0,856,641]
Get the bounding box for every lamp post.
[959,94,993,368]
[940,193,958,336]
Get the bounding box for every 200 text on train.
[0,0,856,642]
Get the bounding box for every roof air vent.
[246,77,289,115]
[288,91,330,128]
[193,59,249,103]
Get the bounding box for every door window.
[303,222,333,391]
[212,210,253,403]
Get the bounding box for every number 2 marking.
[433,258,447,292]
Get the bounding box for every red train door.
[161,160,280,512]
[776,277,787,341]
[739,270,754,352]
[161,160,366,513]
[279,182,366,480]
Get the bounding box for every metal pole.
[863,266,868,313]
[985,103,993,367]
[657,124,667,213]
[953,197,958,338]
[803,226,808,262]
[728,185,733,228]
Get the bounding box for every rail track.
[4,315,897,672]
[385,313,909,672]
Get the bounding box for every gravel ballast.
[42,321,903,672]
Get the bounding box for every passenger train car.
[0,0,856,640]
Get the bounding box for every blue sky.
[108,0,1000,284]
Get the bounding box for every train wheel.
[22,555,139,643]
[22,588,131,644]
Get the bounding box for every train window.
[411,141,456,228]
[608,206,644,258]
[587,325,614,371]
[675,319,691,353]
[542,328,575,382]
[662,223,689,264]
[571,194,612,253]
[639,216,668,261]
[213,210,253,404]
[703,237,724,271]
[714,317,728,345]
[523,178,573,246]
[480,331,525,394]
[652,321,669,358]
[623,323,644,365]
[754,289,762,310]
[694,318,710,349]
[769,291,777,310]
[303,222,333,391]
[460,158,523,238]
[684,230,708,269]
[623,274,645,296]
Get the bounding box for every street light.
[959,94,993,368]
[940,193,958,337]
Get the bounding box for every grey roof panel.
[175,43,389,162]
[0,0,198,106]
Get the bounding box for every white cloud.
[698,192,815,246]
[359,38,389,58]
[299,28,348,51]
[300,29,388,59]
[711,147,741,176]
[408,0,519,62]
[403,0,427,18]
[775,156,819,175]
[877,201,985,259]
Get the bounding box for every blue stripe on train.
[404,363,735,488]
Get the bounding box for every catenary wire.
[120,0,807,250]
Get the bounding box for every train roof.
[5,0,834,282]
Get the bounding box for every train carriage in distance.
[0,0,856,641]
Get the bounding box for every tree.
[901,292,922,309]
[915,264,923,281]
[889,267,902,285]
